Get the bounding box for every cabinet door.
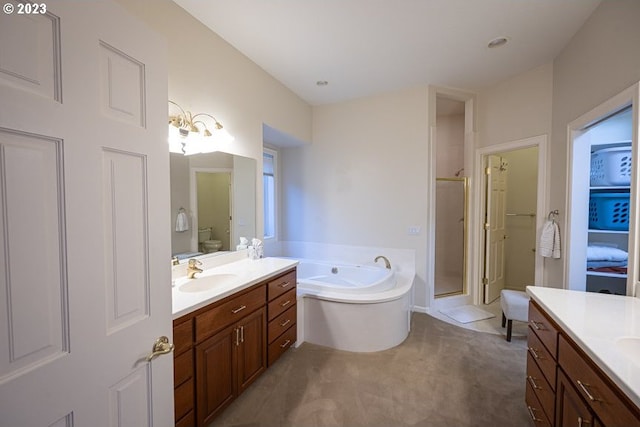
[556,370,596,427]
[237,307,267,394]
[196,323,237,426]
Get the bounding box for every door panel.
[103,149,150,333]
[0,130,67,379]
[0,3,61,100]
[484,155,507,303]
[0,1,171,426]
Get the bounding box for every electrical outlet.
[407,226,421,235]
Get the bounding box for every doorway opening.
[190,168,233,253]
[475,136,548,305]
[427,87,476,311]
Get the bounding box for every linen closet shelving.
[566,83,640,296]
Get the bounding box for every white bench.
[500,289,529,341]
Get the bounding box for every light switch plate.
[407,226,421,235]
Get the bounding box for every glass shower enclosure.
[434,177,468,297]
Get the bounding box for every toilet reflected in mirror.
[198,227,223,253]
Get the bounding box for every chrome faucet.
[171,256,179,266]
[374,255,391,269]
[187,258,203,279]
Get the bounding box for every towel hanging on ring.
[540,219,560,259]
[175,208,189,232]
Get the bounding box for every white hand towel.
[539,220,561,259]
[175,211,189,232]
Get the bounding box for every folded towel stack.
[586,245,627,271]
[586,244,628,261]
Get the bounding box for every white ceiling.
[172,0,601,106]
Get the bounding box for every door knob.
[146,336,174,362]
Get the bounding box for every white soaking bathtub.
[291,258,414,352]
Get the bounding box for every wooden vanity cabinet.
[266,269,297,366]
[526,301,559,426]
[173,317,195,427]
[173,267,297,427]
[526,300,640,427]
[557,334,639,426]
[556,369,596,427]
[195,306,266,426]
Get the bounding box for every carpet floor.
[210,313,530,427]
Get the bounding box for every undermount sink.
[178,273,239,293]
[615,336,640,361]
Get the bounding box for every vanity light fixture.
[168,100,234,155]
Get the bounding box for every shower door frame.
[434,177,469,298]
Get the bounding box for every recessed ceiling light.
[487,37,509,49]
[316,80,328,86]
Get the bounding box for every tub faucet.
[374,255,391,269]
[187,258,203,279]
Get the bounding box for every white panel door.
[0,1,172,426]
[483,155,507,304]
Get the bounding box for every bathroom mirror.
[170,152,256,259]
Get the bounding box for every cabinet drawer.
[175,410,194,427]
[527,327,557,390]
[268,288,296,321]
[268,305,296,344]
[173,318,193,356]
[268,323,296,366]
[556,368,596,427]
[174,377,194,421]
[526,351,555,424]
[525,380,552,426]
[174,348,193,388]
[268,270,296,301]
[558,335,639,426]
[529,301,559,357]
[195,285,266,343]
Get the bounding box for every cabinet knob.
[280,319,291,328]
[526,406,543,422]
[577,380,599,402]
[231,305,247,314]
[529,320,545,331]
[279,339,291,348]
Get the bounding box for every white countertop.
[172,257,298,319]
[526,286,640,408]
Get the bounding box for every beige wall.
[116,0,312,240]
[548,0,640,286]
[123,0,640,299]
[477,63,553,148]
[282,87,430,305]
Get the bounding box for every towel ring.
[547,209,559,221]
[178,207,186,213]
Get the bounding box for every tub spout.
[187,258,203,279]
[374,255,391,269]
